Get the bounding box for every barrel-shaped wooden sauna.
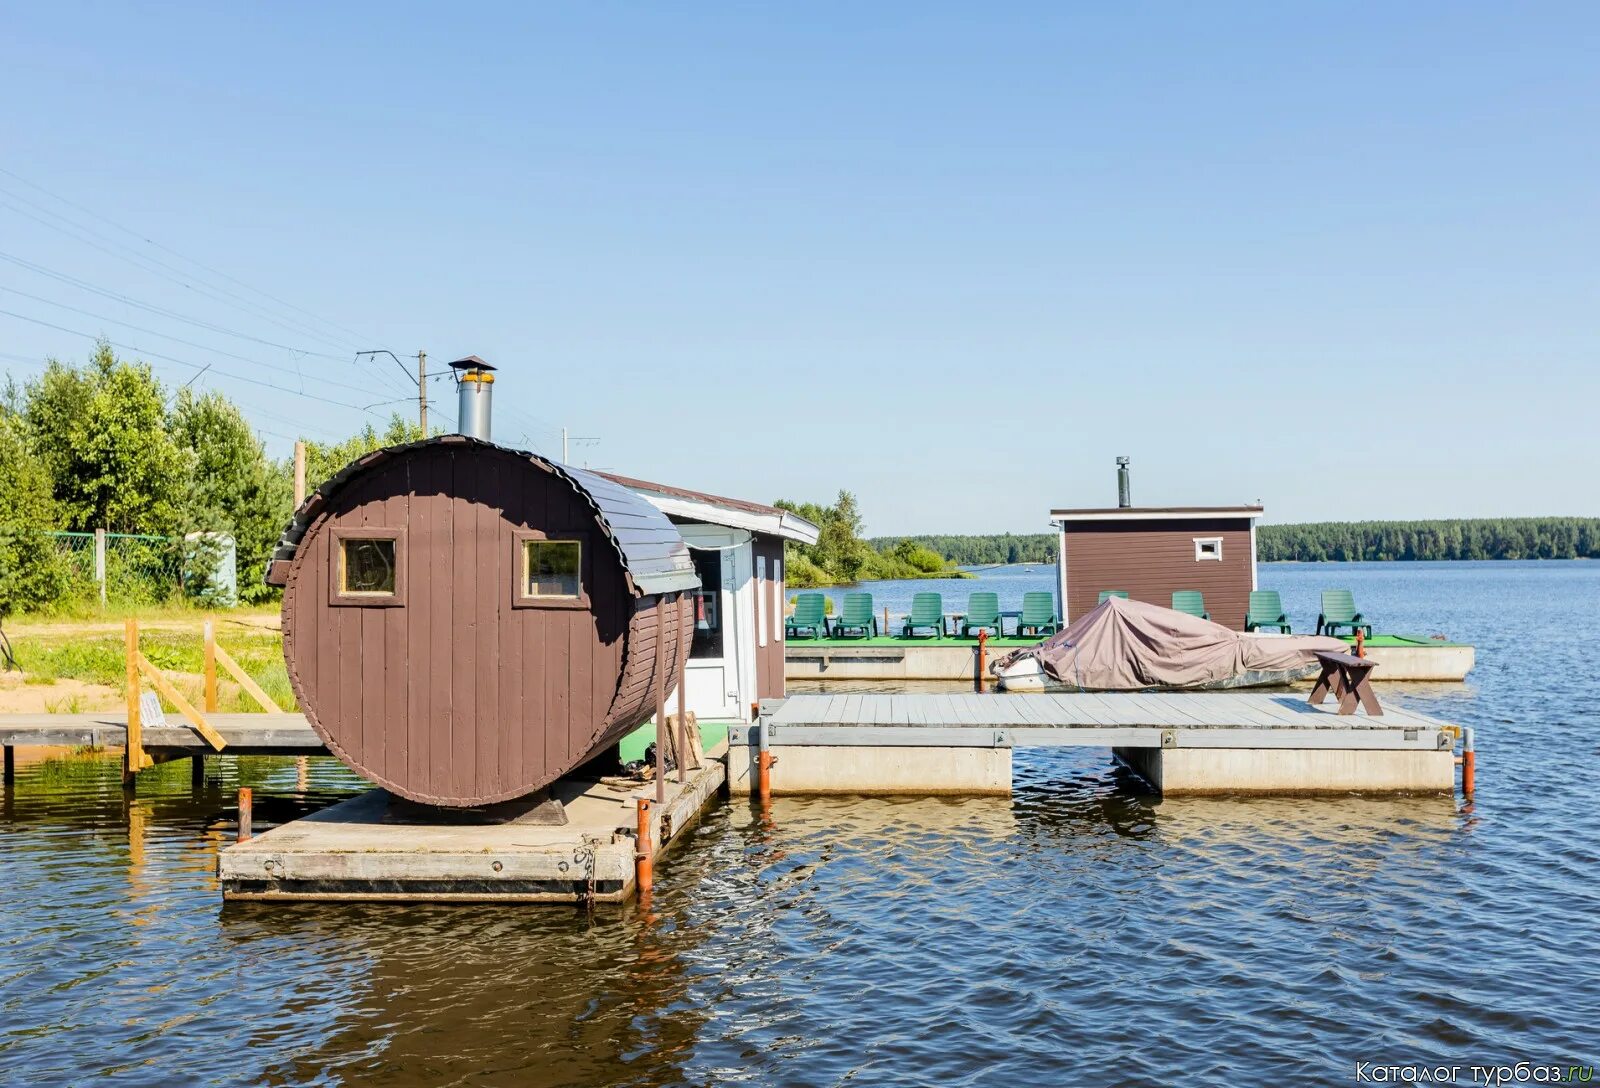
[263,435,700,807]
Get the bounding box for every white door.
[672,526,748,721]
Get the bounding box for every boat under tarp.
[991,596,1345,692]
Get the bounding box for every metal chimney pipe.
[448,356,497,440]
[1116,456,1131,508]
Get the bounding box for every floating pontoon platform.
[729,693,1462,796]
[219,744,726,903]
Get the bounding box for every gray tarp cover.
[991,596,1345,690]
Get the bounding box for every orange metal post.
[1354,629,1366,658]
[635,797,654,899]
[758,750,773,803]
[976,629,988,693]
[1462,727,1476,795]
[237,787,253,842]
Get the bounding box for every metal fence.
[46,531,185,607]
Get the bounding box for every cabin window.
[1194,537,1223,561]
[512,530,588,608]
[328,527,406,606]
[526,541,581,597]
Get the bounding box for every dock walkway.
[729,693,1462,796]
[745,692,1455,750]
[0,713,324,756]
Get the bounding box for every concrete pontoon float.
[1334,635,1475,681]
[730,692,1465,798]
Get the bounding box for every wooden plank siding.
[282,445,688,807]
[753,535,787,702]
[1063,517,1255,629]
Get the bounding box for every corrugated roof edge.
[597,471,821,545]
[263,436,700,596]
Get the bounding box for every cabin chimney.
[1116,456,1131,508]
[449,356,496,441]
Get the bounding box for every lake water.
[2,561,1597,1086]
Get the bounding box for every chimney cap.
[447,355,496,373]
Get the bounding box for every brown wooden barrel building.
[263,435,700,807]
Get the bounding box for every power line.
[0,194,376,355]
[0,285,394,400]
[0,248,352,363]
[0,307,390,414]
[0,166,382,350]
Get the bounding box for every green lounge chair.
[1098,590,1129,604]
[1170,590,1209,621]
[1317,589,1372,638]
[785,593,828,639]
[960,591,1002,637]
[901,592,945,639]
[832,592,877,639]
[1244,590,1291,633]
[1017,591,1059,637]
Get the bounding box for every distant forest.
[869,534,1056,566]
[874,518,1600,567]
[1255,518,1600,562]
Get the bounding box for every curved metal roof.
[264,435,700,596]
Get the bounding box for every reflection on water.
[3,562,1600,1086]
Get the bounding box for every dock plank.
[737,692,1457,752]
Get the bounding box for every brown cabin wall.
[282,445,684,807]
[607,591,693,733]
[753,535,786,701]
[1063,518,1256,629]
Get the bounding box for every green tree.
[170,388,294,601]
[0,410,70,614]
[22,344,186,533]
[302,414,426,492]
[1255,518,1600,561]
[777,491,963,586]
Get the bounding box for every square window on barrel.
[525,540,581,598]
[340,538,397,595]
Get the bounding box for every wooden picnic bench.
[1308,650,1382,716]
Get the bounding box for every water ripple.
[2,562,1599,1086]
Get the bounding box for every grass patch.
[8,621,297,712]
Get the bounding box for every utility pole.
[355,349,429,434]
[293,441,307,507]
[418,350,428,435]
[562,427,568,462]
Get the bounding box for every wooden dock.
[743,692,1455,749]
[0,713,324,757]
[729,693,1462,796]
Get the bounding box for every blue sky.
[2,3,1596,534]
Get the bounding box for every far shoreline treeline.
[869,518,1600,570]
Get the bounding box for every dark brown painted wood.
[281,444,688,807]
[753,535,786,701]
[1063,517,1255,629]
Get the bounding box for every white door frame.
[672,524,751,721]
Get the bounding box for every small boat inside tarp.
[991,596,1345,692]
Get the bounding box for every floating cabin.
[263,384,816,808]
[595,473,819,723]
[1053,460,1263,630]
